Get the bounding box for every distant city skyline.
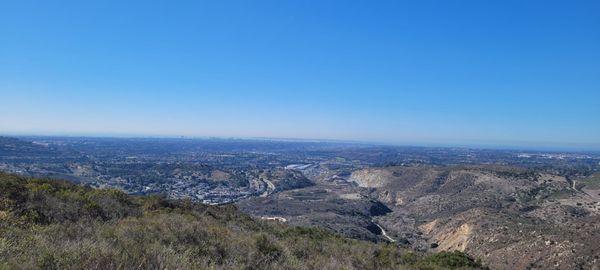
[2,1,599,150]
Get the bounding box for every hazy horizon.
[2,1,599,150]
[3,131,600,152]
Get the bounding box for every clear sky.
[1,0,599,150]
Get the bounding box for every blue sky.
[1,0,599,150]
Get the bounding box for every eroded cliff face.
[349,168,393,188]
[419,219,472,252]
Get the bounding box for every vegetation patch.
[0,172,484,269]
[579,173,600,189]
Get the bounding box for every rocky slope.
[237,182,392,242]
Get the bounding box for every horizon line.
[3,131,600,153]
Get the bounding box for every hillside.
[0,172,483,270]
[350,165,600,269]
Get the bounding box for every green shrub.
[420,251,482,268]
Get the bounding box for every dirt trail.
[373,221,396,243]
[260,178,275,197]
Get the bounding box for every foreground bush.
[0,172,484,269]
